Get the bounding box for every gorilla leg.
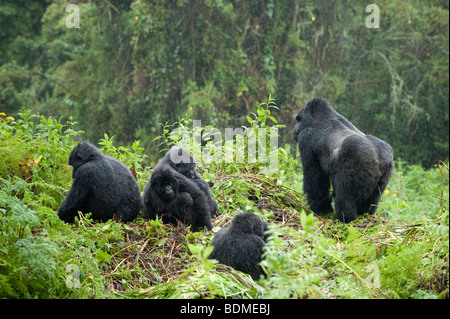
[333,193,358,223]
[362,162,394,216]
[332,169,359,223]
[195,178,219,218]
[361,189,382,216]
[302,156,332,215]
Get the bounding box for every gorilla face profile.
[293,97,394,223]
[208,212,269,280]
[58,141,142,223]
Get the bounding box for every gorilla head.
[143,168,195,225]
[292,97,394,223]
[151,168,179,203]
[166,146,196,178]
[292,97,363,144]
[208,212,269,280]
[68,141,103,178]
[58,141,142,223]
[228,212,268,238]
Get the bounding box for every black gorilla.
[292,97,394,223]
[142,147,215,230]
[57,141,142,223]
[142,168,201,227]
[165,146,218,218]
[208,212,269,280]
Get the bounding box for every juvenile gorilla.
[208,212,269,280]
[142,168,197,226]
[292,97,394,223]
[166,147,219,218]
[57,141,142,223]
[142,147,215,230]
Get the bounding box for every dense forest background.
[0,0,448,167]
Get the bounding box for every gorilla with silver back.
[292,97,394,223]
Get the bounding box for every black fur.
[292,97,394,223]
[142,168,196,226]
[165,146,218,218]
[142,147,214,230]
[57,141,142,223]
[208,212,268,280]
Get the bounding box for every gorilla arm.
[142,179,167,220]
[172,170,213,230]
[194,176,218,217]
[299,147,333,216]
[57,168,90,223]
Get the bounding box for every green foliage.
[380,160,449,220]
[134,243,260,299]
[1,0,448,299]
[1,106,448,299]
[0,112,144,298]
[0,110,82,206]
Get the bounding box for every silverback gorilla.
[208,212,269,280]
[292,97,394,223]
[57,141,142,223]
[142,147,216,230]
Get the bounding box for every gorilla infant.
[57,141,142,223]
[208,212,269,280]
[166,146,219,218]
[143,168,209,228]
[142,147,216,230]
[292,97,394,223]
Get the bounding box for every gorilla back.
[292,97,394,223]
[57,141,142,223]
[208,212,269,280]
